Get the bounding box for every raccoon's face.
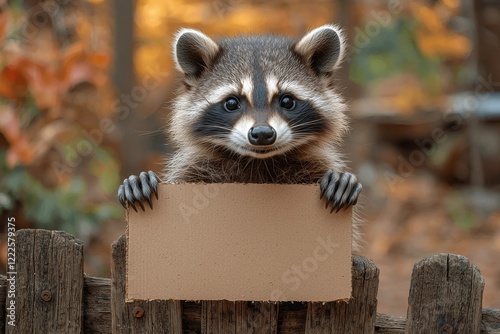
[170,25,348,159]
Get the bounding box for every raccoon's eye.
[280,95,296,110]
[223,97,241,112]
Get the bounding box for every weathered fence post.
[84,276,112,333]
[305,255,379,334]
[6,229,85,333]
[406,253,484,334]
[111,234,183,333]
[201,300,279,333]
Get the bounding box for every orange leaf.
[0,106,35,167]
[24,64,62,109]
[89,53,111,69]
[0,62,28,99]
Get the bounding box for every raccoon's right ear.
[173,29,220,78]
[294,25,346,75]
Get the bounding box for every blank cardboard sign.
[126,183,352,302]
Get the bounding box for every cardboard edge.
[125,208,130,302]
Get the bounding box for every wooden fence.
[0,229,499,333]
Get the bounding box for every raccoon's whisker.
[204,125,234,132]
[289,119,325,129]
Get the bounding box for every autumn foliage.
[0,1,119,233]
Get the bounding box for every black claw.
[148,170,159,199]
[129,201,138,212]
[128,175,145,210]
[335,173,350,202]
[118,185,126,209]
[319,171,332,200]
[146,197,153,210]
[338,174,357,211]
[348,183,363,207]
[139,172,152,203]
[324,172,339,209]
[138,199,146,212]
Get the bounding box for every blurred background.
[0,0,499,316]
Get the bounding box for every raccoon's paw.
[320,170,362,213]
[118,171,160,212]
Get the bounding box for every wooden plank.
[201,300,231,333]
[236,301,278,333]
[201,300,279,333]
[0,275,6,333]
[481,308,500,334]
[305,255,379,334]
[375,313,405,333]
[6,229,84,333]
[84,276,112,333]
[406,253,484,334]
[278,302,307,333]
[201,300,235,333]
[111,234,183,333]
[182,301,201,333]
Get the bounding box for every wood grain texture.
[182,301,201,333]
[201,300,279,333]
[305,255,379,334]
[375,313,405,333]
[111,234,183,333]
[481,308,500,333]
[84,276,112,333]
[406,253,484,334]
[201,300,236,333]
[277,302,308,333]
[236,301,279,333]
[6,229,84,334]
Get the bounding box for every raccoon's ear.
[294,25,346,74]
[173,29,220,77]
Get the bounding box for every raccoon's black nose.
[248,125,277,146]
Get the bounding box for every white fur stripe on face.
[279,81,316,101]
[207,84,240,104]
[266,75,279,104]
[264,78,317,103]
[240,77,254,105]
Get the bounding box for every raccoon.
[118,25,363,249]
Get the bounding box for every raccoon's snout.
[248,125,277,146]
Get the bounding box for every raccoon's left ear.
[295,25,346,74]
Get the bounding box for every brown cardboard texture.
[126,183,352,302]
